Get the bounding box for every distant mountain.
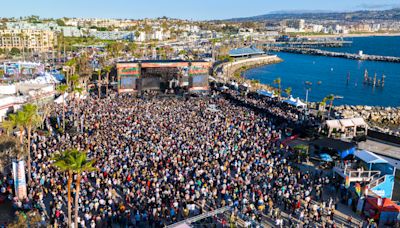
[227,8,400,22]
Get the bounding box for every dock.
[268,47,400,63]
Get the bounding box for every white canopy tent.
[283,96,307,108]
[54,93,68,104]
[256,89,276,98]
[325,117,368,138]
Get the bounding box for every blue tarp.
[319,153,333,162]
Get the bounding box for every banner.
[12,160,27,200]
[345,176,350,189]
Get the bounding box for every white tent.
[283,96,307,108]
[54,93,68,104]
[294,98,307,108]
[256,89,276,98]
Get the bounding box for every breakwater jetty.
[214,55,282,79]
[335,105,400,136]
[269,47,400,63]
[261,40,352,48]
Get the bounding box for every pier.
[268,47,400,63]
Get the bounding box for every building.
[284,19,305,32]
[333,150,396,199]
[0,29,56,52]
[229,46,265,58]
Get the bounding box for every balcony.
[333,162,381,182]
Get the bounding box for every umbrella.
[319,153,333,162]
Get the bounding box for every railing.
[369,175,386,189]
[346,170,381,180]
[166,206,231,228]
[334,162,381,181]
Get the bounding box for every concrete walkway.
[358,138,400,161]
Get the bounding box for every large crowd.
[1,89,367,227]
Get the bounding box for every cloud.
[357,3,400,10]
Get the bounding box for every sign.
[117,63,140,92]
[189,62,210,76]
[12,160,27,200]
[141,62,189,68]
[345,176,350,189]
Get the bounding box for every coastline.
[215,55,400,137]
[217,55,282,91]
[299,32,400,39]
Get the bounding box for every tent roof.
[294,98,306,107]
[355,150,388,164]
[366,197,400,212]
[326,120,341,129]
[312,138,356,152]
[352,117,367,126]
[339,119,355,127]
[256,89,276,98]
[229,46,265,57]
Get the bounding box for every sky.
[2,0,400,20]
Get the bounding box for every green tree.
[284,87,292,97]
[56,19,66,26]
[22,103,41,182]
[10,47,21,56]
[68,150,97,228]
[53,149,78,228]
[273,77,282,97]
[323,94,335,120]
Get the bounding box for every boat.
[317,81,322,85]
[305,81,312,86]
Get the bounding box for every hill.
[227,8,400,22]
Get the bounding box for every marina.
[245,51,400,107]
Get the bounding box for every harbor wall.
[216,55,282,79]
[269,47,400,63]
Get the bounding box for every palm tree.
[284,87,292,97]
[22,103,41,182]
[322,94,335,120]
[56,84,69,130]
[273,77,282,97]
[65,58,77,87]
[53,149,78,228]
[73,86,84,132]
[68,150,96,228]
[97,69,102,99]
[103,66,113,97]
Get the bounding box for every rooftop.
[229,46,265,57]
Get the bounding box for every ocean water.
[322,36,400,57]
[245,37,400,107]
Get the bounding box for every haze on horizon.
[2,0,400,20]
